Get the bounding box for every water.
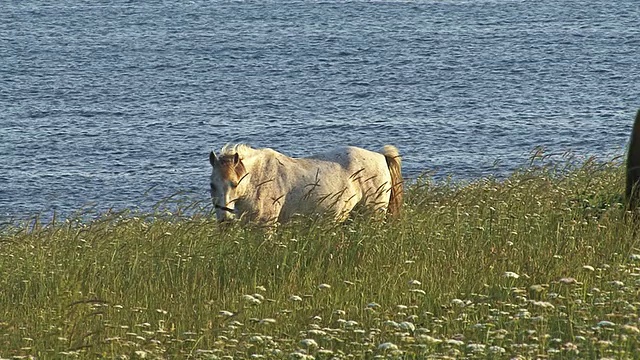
[1,0,639,220]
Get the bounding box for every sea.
[1,0,639,221]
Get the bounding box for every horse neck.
[236,147,266,182]
[240,148,285,188]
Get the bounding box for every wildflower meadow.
[1,154,640,359]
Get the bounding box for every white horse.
[209,144,403,224]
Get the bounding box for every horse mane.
[219,143,253,160]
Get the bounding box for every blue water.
[1,0,639,220]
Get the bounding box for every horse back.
[309,146,393,199]
[249,146,396,222]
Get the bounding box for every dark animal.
[626,109,640,210]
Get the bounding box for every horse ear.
[233,153,240,166]
[209,151,217,166]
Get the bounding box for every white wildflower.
[559,277,577,284]
[307,329,327,336]
[345,320,358,328]
[446,339,464,346]
[242,294,262,305]
[417,334,442,344]
[300,338,318,348]
[249,335,264,343]
[516,309,531,318]
[623,324,640,334]
[399,321,415,332]
[289,351,314,360]
[504,271,520,279]
[378,342,398,351]
[384,320,399,328]
[467,343,486,352]
[529,284,546,292]
[530,300,555,309]
[597,320,615,327]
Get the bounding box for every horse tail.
[382,145,403,217]
[626,109,640,211]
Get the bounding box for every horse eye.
[210,183,217,192]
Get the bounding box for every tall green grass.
[1,156,639,359]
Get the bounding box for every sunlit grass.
[1,155,640,358]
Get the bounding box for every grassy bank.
[2,156,640,359]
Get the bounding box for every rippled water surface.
[2,0,639,219]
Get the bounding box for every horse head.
[209,149,248,221]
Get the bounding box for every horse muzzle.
[214,203,237,222]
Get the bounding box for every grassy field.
[2,154,640,359]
